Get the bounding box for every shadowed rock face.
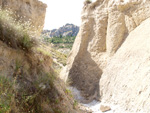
[0,0,47,35]
[62,0,150,112]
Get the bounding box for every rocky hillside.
[61,0,150,112]
[42,24,79,37]
[0,0,83,113]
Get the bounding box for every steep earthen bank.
[0,0,83,112]
[63,0,150,112]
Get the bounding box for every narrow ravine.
[52,49,113,113]
[51,48,116,113]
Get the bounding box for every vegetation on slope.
[0,9,37,51]
[42,36,76,49]
[41,36,75,70]
[0,8,82,113]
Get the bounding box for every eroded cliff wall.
[0,1,83,112]
[63,0,150,111]
[100,17,150,113]
[0,0,47,35]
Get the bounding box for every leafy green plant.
[65,89,71,95]
[73,100,78,109]
[55,99,60,104]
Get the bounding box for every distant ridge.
[42,23,79,37]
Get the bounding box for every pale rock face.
[0,0,47,35]
[62,0,150,111]
[100,18,150,113]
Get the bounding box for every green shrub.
[73,100,78,109]
[42,36,75,49]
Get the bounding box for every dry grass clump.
[0,8,37,51]
[51,48,67,66]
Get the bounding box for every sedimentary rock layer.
[63,0,150,111]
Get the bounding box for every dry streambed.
[69,87,115,113]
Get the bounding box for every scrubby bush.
[0,8,37,51]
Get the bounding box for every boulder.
[100,105,111,112]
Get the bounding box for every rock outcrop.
[42,24,79,37]
[0,0,47,35]
[63,0,150,112]
[100,18,150,113]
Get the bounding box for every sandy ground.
[69,87,114,113]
